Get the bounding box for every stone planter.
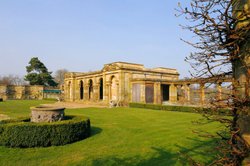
[31,106,65,123]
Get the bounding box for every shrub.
[144,104,162,110]
[0,116,91,148]
[161,105,201,113]
[43,98,58,101]
[0,98,3,102]
[129,102,231,115]
[129,103,146,108]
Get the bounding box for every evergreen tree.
[25,57,58,86]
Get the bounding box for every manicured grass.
[0,100,225,166]
[0,100,55,118]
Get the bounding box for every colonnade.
[65,75,232,106]
[174,81,231,105]
[65,76,120,103]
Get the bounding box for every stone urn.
[30,106,65,123]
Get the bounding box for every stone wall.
[0,85,44,100]
[0,85,7,100]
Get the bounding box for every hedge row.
[0,116,91,148]
[129,102,231,115]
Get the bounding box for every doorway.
[161,84,170,101]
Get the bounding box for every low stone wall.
[0,85,43,100]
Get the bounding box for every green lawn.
[0,100,225,166]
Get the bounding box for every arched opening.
[110,76,117,100]
[89,79,93,100]
[80,80,84,100]
[99,78,103,100]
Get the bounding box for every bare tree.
[177,0,250,165]
[0,75,27,85]
[54,69,68,85]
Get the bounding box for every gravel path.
[41,102,108,109]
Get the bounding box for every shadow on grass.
[175,137,221,165]
[91,126,103,137]
[91,138,220,166]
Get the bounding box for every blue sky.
[0,0,194,78]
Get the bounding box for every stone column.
[116,81,119,101]
[200,83,205,105]
[128,72,133,103]
[75,81,80,101]
[169,84,177,103]
[154,82,161,104]
[69,84,73,101]
[84,84,89,101]
[119,71,124,101]
[106,81,111,103]
[93,84,99,101]
[216,82,222,101]
[140,82,146,103]
[184,84,191,103]
[67,81,73,101]
[71,78,76,102]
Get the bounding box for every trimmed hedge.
[0,116,91,148]
[129,102,231,115]
[43,98,58,101]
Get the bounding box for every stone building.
[64,62,179,105]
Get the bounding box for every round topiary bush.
[0,116,91,148]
